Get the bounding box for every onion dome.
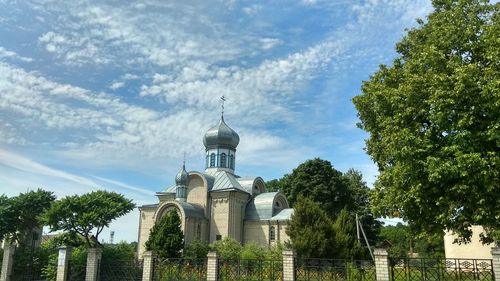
[203,117,240,149]
[175,163,189,186]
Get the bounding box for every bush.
[209,237,242,260]
[183,239,210,260]
[240,242,265,260]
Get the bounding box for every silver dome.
[175,164,189,186]
[203,117,240,149]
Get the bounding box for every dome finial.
[220,95,226,120]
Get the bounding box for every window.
[210,153,216,167]
[196,223,201,240]
[229,155,234,169]
[270,226,276,241]
[220,153,227,168]
[216,235,222,241]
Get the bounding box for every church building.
[137,114,293,257]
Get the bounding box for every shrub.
[209,237,241,260]
[183,239,210,260]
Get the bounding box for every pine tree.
[145,210,184,259]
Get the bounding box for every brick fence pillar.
[282,250,296,281]
[206,251,218,281]
[142,251,155,281]
[56,246,72,281]
[374,248,390,281]
[492,247,500,281]
[0,243,15,281]
[85,248,102,281]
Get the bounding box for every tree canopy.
[0,189,55,246]
[145,209,184,259]
[353,0,499,244]
[43,190,134,247]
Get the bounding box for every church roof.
[245,192,291,221]
[236,177,259,194]
[204,170,250,194]
[203,117,240,149]
[176,201,205,218]
[270,208,294,221]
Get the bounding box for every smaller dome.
[203,117,240,149]
[175,164,189,186]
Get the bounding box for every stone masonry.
[56,246,72,281]
[85,248,102,281]
[282,250,296,281]
[206,251,218,281]
[374,248,390,281]
[141,251,155,281]
[492,248,500,281]
[0,243,15,281]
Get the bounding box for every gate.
[390,258,494,281]
[218,259,283,280]
[99,260,143,281]
[295,259,376,281]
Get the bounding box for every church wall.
[243,220,290,248]
[444,225,493,259]
[186,175,208,215]
[228,192,249,242]
[137,207,157,258]
[210,192,230,242]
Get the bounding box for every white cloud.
[0,46,33,62]
[259,38,283,50]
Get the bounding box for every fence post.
[142,251,155,281]
[56,246,72,281]
[492,247,500,281]
[374,248,390,281]
[85,247,102,281]
[0,243,15,281]
[206,251,218,281]
[282,250,296,281]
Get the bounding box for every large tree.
[145,209,184,259]
[353,0,499,243]
[0,189,55,246]
[43,190,134,247]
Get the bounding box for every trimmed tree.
[145,209,184,259]
[353,0,500,243]
[43,190,134,248]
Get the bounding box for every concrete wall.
[137,207,157,258]
[444,225,494,259]
[186,174,208,216]
[243,220,290,248]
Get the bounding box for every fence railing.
[295,259,376,281]
[153,258,207,281]
[99,260,143,281]
[390,258,494,281]
[217,259,283,281]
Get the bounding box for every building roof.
[203,117,240,149]
[204,170,250,194]
[236,177,259,194]
[245,192,291,221]
[177,201,205,218]
[270,208,294,221]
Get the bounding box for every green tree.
[0,189,55,246]
[332,209,367,259]
[183,239,210,260]
[279,158,350,217]
[43,190,134,248]
[240,242,265,260]
[209,237,242,260]
[286,196,336,258]
[145,209,184,259]
[378,223,411,257]
[353,0,500,244]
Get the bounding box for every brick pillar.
[0,243,15,281]
[142,251,155,281]
[206,251,218,281]
[492,248,500,281]
[85,248,102,281]
[282,250,296,281]
[374,248,390,281]
[56,246,72,281]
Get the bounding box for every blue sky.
[0,0,433,242]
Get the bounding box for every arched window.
[229,155,234,169]
[210,153,216,167]
[220,153,227,168]
[196,223,201,240]
[270,226,276,241]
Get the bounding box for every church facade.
[137,116,293,257]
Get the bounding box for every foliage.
[240,242,266,260]
[265,179,283,192]
[183,239,210,259]
[333,209,368,259]
[102,242,136,262]
[145,209,184,259]
[286,196,335,258]
[265,242,285,261]
[210,237,242,260]
[0,189,55,245]
[43,190,134,247]
[378,223,444,258]
[352,0,500,243]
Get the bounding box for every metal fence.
[99,260,143,281]
[153,258,207,281]
[295,259,376,281]
[67,259,86,281]
[217,259,283,281]
[390,258,494,281]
